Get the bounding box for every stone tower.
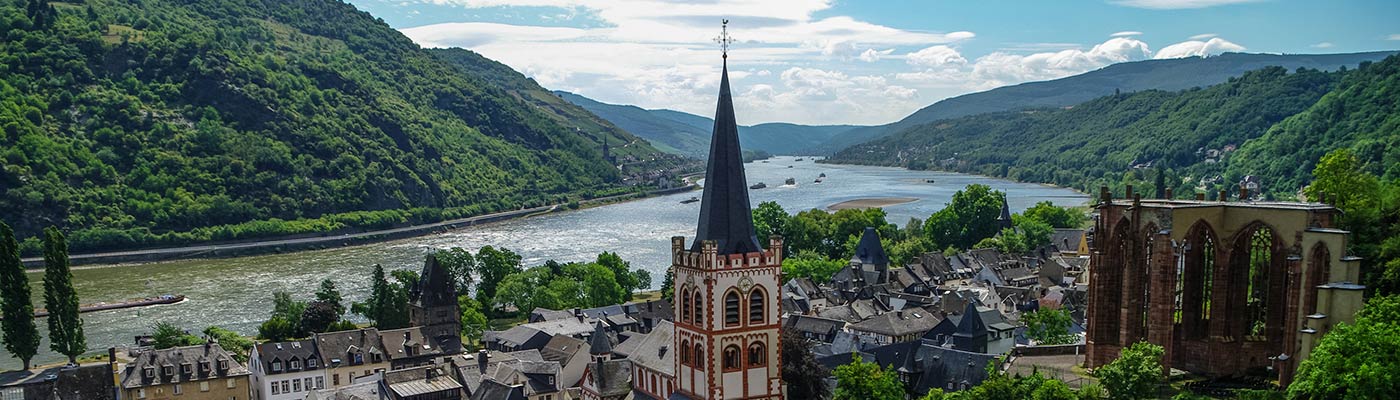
[409,254,463,353]
[671,44,784,400]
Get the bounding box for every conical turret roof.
[692,62,762,255]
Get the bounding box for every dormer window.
[143,366,155,379]
[162,365,173,376]
[306,358,317,368]
[290,359,301,370]
[271,360,282,372]
[217,358,229,371]
[181,362,192,375]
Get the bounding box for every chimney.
[1195,192,1205,201]
[1218,189,1228,202]
[1165,187,1173,199]
[1125,185,1133,199]
[1240,184,1249,201]
[477,349,488,372]
[575,308,584,323]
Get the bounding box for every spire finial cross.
[714,19,734,59]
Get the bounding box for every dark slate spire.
[996,194,1014,231]
[851,227,889,267]
[692,39,762,255]
[413,253,457,307]
[589,318,612,356]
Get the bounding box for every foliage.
[1298,148,1400,294]
[475,246,524,310]
[1288,295,1400,399]
[0,222,40,369]
[660,266,674,302]
[753,201,788,240]
[781,207,894,260]
[0,0,668,255]
[259,291,307,341]
[299,300,340,334]
[923,185,1006,250]
[151,321,203,349]
[315,279,345,318]
[1022,201,1087,229]
[833,354,905,400]
[42,227,84,363]
[1023,308,1076,345]
[597,252,640,300]
[781,250,847,283]
[781,331,830,400]
[435,247,477,295]
[351,264,410,329]
[491,253,646,313]
[1095,342,1164,400]
[459,295,489,350]
[203,326,253,363]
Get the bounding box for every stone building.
[250,339,325,400]
[119,342,252,400]
[1084,187,1364,385]
[410,253,464,355]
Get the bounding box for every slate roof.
[121,342,249,388]
[380,326,447,363]
[848,310,941,338]
[616,320,675,376]
[538,335,587,367]
[412,253,458,308]
[470,380,526,400]
[314,328,385,367]
[864,341,999,394]
[586,359,633,397]
[382,364,462,398]
[851,227,890,268]
[255,339,322,376]
[1051,229,1084,253]
[308,381,380,400]
[0,363,113,399]
[484,325,551,351]
[785,315,846,342]
[590,319,615,355]
[691,63,762,255]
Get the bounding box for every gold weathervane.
[714,19,735,59]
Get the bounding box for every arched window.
[724,290,741,327]
[1306,244,1331,315]
[680,339,691,365]
[1095,219,1130,346]
[1137,224,1157,340]
[747,342,766,367]
[693,344,704,370]
[722,345,741,371]
[1181,222,1216,339]
[692,289,704,326]
[681,289,692,324]
[749,287,766,325]
[1245,227,1273,338]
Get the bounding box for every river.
[5,157,1087,370]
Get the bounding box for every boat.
[819,173,827,177]
[9,295,186,320]
[925,178,936,183]
[795,158,805,162]
[680,197,700,204]
[787,165,793,168]
[750,182,767,190]
[814,176,824,184]
[784,178,796,186]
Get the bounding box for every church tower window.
[724,290,741,327]
[749,287,766,324]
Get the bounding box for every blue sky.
[346,0,1400,125]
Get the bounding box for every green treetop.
[0,222,41,370]
[42,227,85,364]
[833,354,906,400]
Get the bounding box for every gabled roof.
[615,320,675,376]
[539,335,587,367]
[584,359,633,397]
[313,328,384,366]
[471,380,526,400]
[255,339,321,375]
[412,253,458,308]
[121,343,248,388]
[848,310,941,338]
[589,319,613,355]
[691,63,762,255]
[851,227,890,267]
[383,364,462,397]
[380,326,446,362]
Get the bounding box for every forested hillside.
[828,61,1383,198]
[0,0,664,254]
[818,51,1398,153]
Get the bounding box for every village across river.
[3,157,1087,370]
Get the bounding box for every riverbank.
[828,197,920,210]
[20,184,697,268]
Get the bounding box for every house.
[0,362,114,400]
[847,310,942,345]
[612,320,674,400]
[1050,229,1088,257]
[537,335,590,390]
[869,341,1000,394]
[923,303,1016,355]
[379,364,462,400]
[119,342,252,400]
[784,315,846,344]
[380,327,450,370]
[314,328,388,388]
[579,321,631,400]
[250,339,325,400]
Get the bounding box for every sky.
[345,0,1400,126]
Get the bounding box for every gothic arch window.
[681,289,692,324]
[722,345,741,371]
[749,286,766,325]
[1231,223,1279,341]
[1306,243,1331,315]
[680,339,691,365]
[1181,222,1217,339]
[724,289,742,327]
[1096,218,1130,346]
[1139,224,1157,338]
[747,342,766,367]
[694,343,705,370]
[692,289,704,326]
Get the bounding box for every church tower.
[409,254,463,353]
[671,21,784,400]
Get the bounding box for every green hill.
[555,91,859,157]
[818,51,1399,153]
[0,0,667,253]
[827,59,1394,198]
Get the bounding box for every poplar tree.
[1,223,40,369]
[42,227,84,364]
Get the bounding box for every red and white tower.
[672,21,784,400]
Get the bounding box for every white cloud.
[1154,37,1246,59]
[1387,34,1400,41]
[1189,33,1218,40]
[906,45,967,68]
[1310,42,1334,49]
[1111,0,1264,10]
[968,37,1152,87]
[859,48,894,62]
[1111,31,1144,37]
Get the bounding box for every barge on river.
[3,295,185,319]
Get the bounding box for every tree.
[315,279,345,318]
[581,263,623,307]
[1095,342,1164,400]
[258,316,298,342]
[151,322,202,349]
[781,250,847,283]
[300,301,341,334]
[260,291,308,340]
[634,269,652,292]
[833,354,905,400]
[204,326,254,363]
[597,252,637,300]
[459,295,489,349]
[753,201,789,240]
[435,247,477,295]
[0,222,40,369]
[923,185,1006,250]
[661,266,675,301]
[1304,149,1379,209]
[475,246,523,309]
[1023,308,1076,345]
[42,227,84,364]
[1021,201,1086,229]
[782,331,830,400]
[1288,295,1400,399]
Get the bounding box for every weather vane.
[714,19,735,59]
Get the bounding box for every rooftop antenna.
[714,19,735,62]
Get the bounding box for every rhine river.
[5,157,1087,370]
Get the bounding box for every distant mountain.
[829,55,1400,200]
[818,51,1400,153]
[556,91,860,157]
